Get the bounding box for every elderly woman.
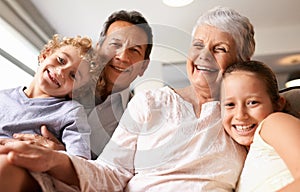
[0,6,255,191]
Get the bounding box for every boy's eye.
[70,72,77,80]
[57,56,65,64]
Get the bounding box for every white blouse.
[34,86,247,192]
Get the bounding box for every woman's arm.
[0,141,79,187]
[261,112,300,191]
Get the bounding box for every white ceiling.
[29,0,300,88]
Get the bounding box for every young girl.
[221,60,300,191]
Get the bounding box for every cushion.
[279,86,300,116]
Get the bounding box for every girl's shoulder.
[264,112,298,124]
[261,112,300,147]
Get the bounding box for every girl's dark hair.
[99,10,153,60]
[223,60,281,111]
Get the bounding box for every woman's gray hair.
[192,6,255,61]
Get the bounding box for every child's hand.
[13,125,66,151]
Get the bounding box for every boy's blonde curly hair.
[38,34,93,62]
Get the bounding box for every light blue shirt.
[0,86,91,159]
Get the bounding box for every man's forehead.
[106,25,148,45]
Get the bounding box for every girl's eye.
[224,102,235,108]
[57,57,65,64]
[247,100,258,106]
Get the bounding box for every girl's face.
[36,45,90,98]
[186,25,238,97]
[221,71,275,147]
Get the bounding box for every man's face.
[98,21,149,93]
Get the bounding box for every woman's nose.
[197,47,212,61]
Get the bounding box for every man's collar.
[108,88,131,109]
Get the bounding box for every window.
[0,17,38,90]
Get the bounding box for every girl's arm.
[261,112,300,191]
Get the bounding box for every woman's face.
[186,25,238,95]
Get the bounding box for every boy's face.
[36,45,90,98]
[221,71,274,147]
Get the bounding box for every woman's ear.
[277,96,286,111]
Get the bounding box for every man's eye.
[130,47,141,55]
[110,42,122,48]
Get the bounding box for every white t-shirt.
[237,120,294,192]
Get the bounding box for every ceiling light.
[163,0,194,7]
[285,71,300,88]
[279,54,300,66]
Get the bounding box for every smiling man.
[99,20,150,96]
[86,10,153,158]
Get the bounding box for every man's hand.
[13,125,66,151]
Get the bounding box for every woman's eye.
[193,42,204,49]
[214,47,227,53]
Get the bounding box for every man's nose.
[115,48,130,63]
